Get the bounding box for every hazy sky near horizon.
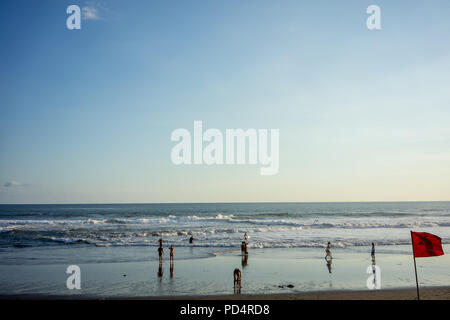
[1,0,450,204]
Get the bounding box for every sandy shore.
[144,287,450,300]
[2,246,450,298]
[2,287,449,300]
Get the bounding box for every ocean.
[1,202,449,262]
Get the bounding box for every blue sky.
[1,0,449,203]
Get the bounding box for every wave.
[39,236,92,245]
[2,211,450,250]
[2,214,450,230]
[4,235,450,249]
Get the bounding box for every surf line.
[170,121,279,175]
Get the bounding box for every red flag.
[411,232,444,258]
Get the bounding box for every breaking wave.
[1,202,450,250]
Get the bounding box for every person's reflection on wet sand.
[326,258,332,273]
[170,261,174,278]
[325,242,332,274]
[158,261,164,278]
[241,254,248,268]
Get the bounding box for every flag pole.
[410,231,420,300]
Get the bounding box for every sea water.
[0,202,449,296]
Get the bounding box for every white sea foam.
[2,205,450,250]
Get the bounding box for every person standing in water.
[189,236,194,244]
[241,241,249,255]
[325,241,332,259]
[169,245,174,262]
[243,233,249,255]
[158,245,164,263]
[371,243,376,263]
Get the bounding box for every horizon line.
[1,200,449,206]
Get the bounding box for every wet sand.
[1,246,450,298]
[1,286,450,300]
[159,286,450,300]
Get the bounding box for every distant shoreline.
[1,200,450,206]
[1,287,450,300]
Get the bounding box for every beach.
[1,245,450,298]
[3,287,450,300]
[1,202,449,299]
[2,0,450,308]
[150,287,450,300]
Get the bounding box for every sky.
[0,0,449,204]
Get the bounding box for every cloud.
[82,6,100,20]
[4,181,23,188]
